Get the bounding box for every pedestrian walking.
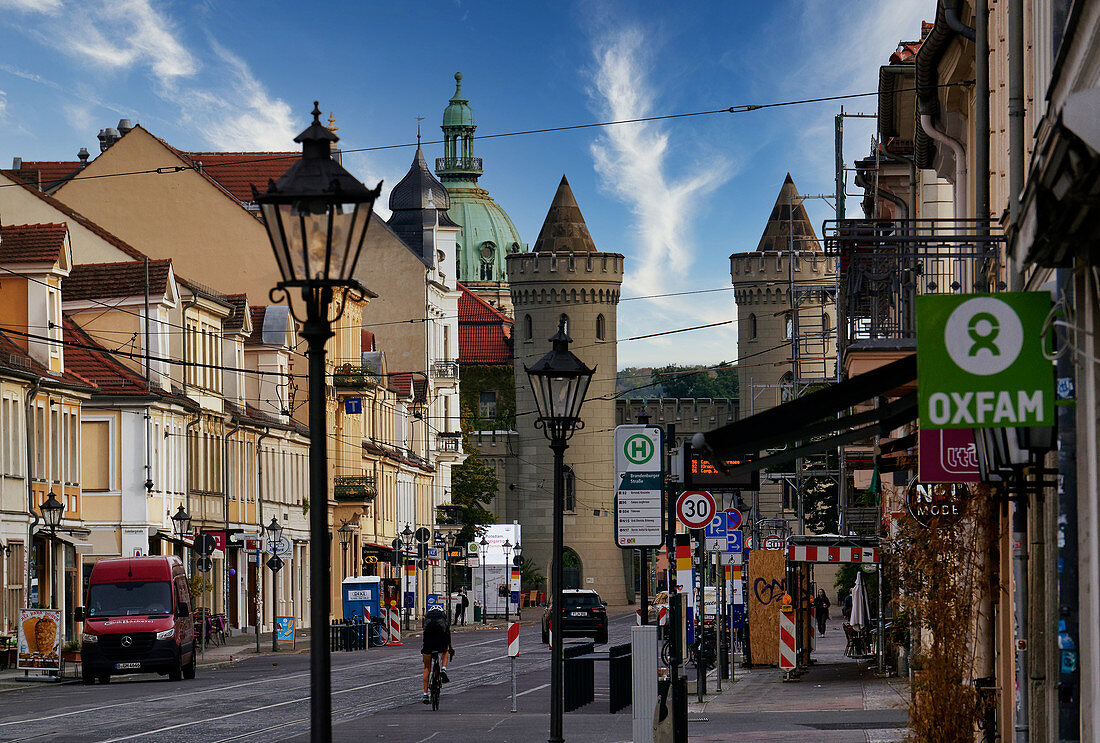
[814,589,831,635]
[454,587,469,626]
[842,590,853,622]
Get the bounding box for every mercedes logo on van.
[121,635,133,648]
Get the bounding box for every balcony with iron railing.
[824,219,1006,371]
[431,360,460,380]
[433,435,462,455]
[435,156,483,176]
[332,364,378,390]
[333,475,377,503]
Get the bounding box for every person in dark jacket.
[813,589,831,635]
[842,590,853,622]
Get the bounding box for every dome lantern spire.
[437,71,483,183]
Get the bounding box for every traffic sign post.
[508,622,520,713]
[676,490,716,530]
[613,426,664,548]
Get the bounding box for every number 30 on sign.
[676,490,716,529]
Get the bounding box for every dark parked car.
[541,589,608,644]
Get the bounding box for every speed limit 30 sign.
[676,490,716,529]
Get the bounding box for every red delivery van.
[75,556,196,684]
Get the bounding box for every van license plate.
[115,662,140,670]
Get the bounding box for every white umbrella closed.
[850,571,869,631]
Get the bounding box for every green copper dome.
[443,72,475,128]
[435,73,527,286]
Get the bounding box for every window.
[822,313,831,333]
[563,465,576,512]
[524,314,533,341]
[559,314,569,335]
[6,542,23,622]
[785,316,793,339]
[479,391,498,420]
[82,421,110,491]
[595,314,605,341]
[748,313,757,340]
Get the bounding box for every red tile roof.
[0,223,67,265]
[457,283,513,365]
[65,260,172,302]
[389,372,413,397]
[890,22,933,63]
[0,325,96,391]
[223,294,250,332]
[8,162,82,190]
[177,151,298,203]
[62,318,150,395]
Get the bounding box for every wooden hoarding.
[747,549,786,666]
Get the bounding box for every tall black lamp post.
[255,101,381,743]
[525,318,594,743]
[513,542,523,618]
[266,517,284,652]
[480,535,489,624]
[400,524,414,629]
[338,521,355,579]
[502,540,513,624]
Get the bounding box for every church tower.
[730,174,837,518]
[437,72,527,314]
[507,176,627,604]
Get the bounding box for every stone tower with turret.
[730,174,837,518]
[506,176,627,604]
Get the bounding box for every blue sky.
[0,0,929,368]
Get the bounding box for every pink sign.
[918,429,980,483]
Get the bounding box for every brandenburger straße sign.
[916,292,1054,429]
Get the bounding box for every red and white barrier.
[507,622,519,657]
[787,545,879,563]
[657,606,668,628]
[387,606,403,646]
[779,610,796,671]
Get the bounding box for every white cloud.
[66,0,197,84]
[171,41,295,151]
[0,0,62,14]
[587,27,732,301]
[0,91,7,121]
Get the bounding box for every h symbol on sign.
[629,440,649,459]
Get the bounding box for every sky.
[0,0,930,369]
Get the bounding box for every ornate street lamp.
[502,540,513,624]
[525,318,594,743]
[338,521,355,577]
[40,491,64,536]
[255,101,381,743]
[170,505,192,540]
[266,517,284,652]
[480,535,490,625]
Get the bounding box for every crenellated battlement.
[506,251,624,308]
[729,250,836,284]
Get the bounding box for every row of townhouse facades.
[837,2,1100,740]
[0,113,465,641]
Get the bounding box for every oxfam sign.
[917,292,1053,429]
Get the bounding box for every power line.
[0,80,972,191]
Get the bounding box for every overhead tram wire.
[0,80,973,191]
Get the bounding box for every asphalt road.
[0,612,638,743]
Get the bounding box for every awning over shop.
[51,531,94,554]
[692,354,917,478]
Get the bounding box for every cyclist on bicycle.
[421,606,453,704]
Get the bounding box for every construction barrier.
[779,609,796,671]
[387,606,403,646]
[507,622,519,657]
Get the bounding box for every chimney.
[117,119,133,135]
[98,127,120,152]
[77,148,90,168]
[11,157,21,169]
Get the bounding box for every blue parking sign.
[726,530,743,553]
[704,515,726,538]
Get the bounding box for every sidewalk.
[0,627,311,689]
[686,611,910,742]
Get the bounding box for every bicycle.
[427,651,443,711]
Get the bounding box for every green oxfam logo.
[944,298,1023,375]
[623,434,655,465]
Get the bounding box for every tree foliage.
[449,446,498,545]
[617,363,739,400]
